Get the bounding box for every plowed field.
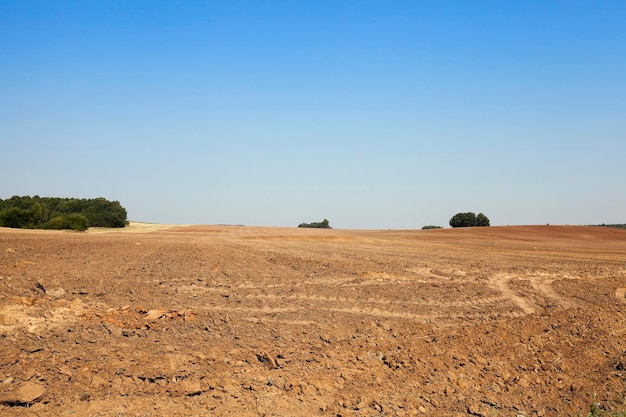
[1,224,625,416]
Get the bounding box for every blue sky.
[1,1,624,228]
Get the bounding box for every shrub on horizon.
[298,219,332,229]
[449,212,490,228]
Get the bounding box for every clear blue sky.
[1,1,624,228]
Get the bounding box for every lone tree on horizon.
[449,212,490,228]
[298,219,331,229]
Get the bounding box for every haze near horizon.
[1,1,624,229]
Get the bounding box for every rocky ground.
[1,224,625,416]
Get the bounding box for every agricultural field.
[1,224,625,416]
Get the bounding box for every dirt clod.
[0,382,46,406]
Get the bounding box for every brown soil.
[1,224,625,416]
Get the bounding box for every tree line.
[0,195,128,231]
[593,224,626,229]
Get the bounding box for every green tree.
[29,202,49,226]
[449,212,490,228]
[476,213,490,226]
[0,207,31,228]
[298,219,332,229]
[449,212,477,228]
[42,214,89,231]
